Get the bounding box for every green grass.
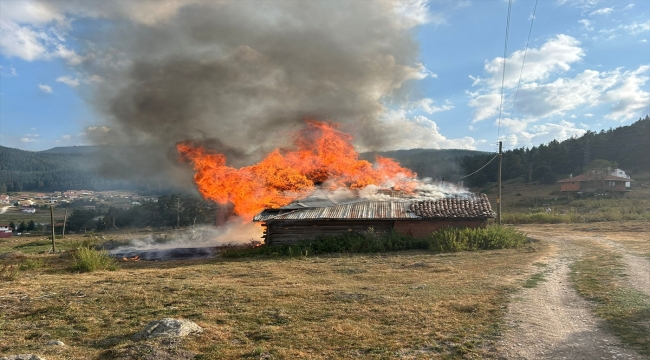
[570,250,650,355]
[522,272,547,288]
[70,248,118,272]
[223,225,528,258]
[503,198,650,224]
[18,258,44,271]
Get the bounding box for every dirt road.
[498,224,650,360]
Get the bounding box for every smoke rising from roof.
[13,0,429,188]
[69,0,432,185]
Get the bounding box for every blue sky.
[1,0,648,153]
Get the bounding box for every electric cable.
[456,153,500,180]
[505,0,539,149]
[496,0,513,143]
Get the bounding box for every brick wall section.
[560,182,581,192]
[393,219,487,239]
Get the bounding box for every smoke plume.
[70,0,432,185]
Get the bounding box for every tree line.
[459,116,650,187]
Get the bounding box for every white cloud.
[20,137,38,143]
[474,35,584,90]
[512,65,650,120]
[499,118,587,148]
[468,93,501,122]
[416,98,454,114]
[623,20,650,35]
[0,65,17,76]
[0,18,83,64]
[56,75,80,87]
[61,134,71,140]
[467,31,649,123]
[622,4,635,11]
[381,111,478,150]
[584,113,594,117]
[601,65,650,120]
[641,39,648,43]
[24,133,40,138]
[589,7,613,15]
[556,0,600,9]
[38,83,52,93]
[578,19,594,31]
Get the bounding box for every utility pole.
[497,141,502,226]
[583,137,590,168]
[50,205,56,253]
[62,203,68,239]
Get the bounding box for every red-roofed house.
[557,173,634,193]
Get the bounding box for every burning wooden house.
[253,193,495,246]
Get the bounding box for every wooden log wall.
[265,220,394,246]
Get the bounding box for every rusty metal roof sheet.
[253,200,417,221]
[254,193,495,221]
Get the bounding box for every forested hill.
[360,149,487,180]
[1,116,648,193]
[0,146,171,193]
[0,145,483,193]
[460,116,650,187]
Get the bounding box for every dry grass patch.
[570,243,650,355]
[517,221,650,256]
[1,239,550,359]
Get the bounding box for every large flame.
[177,120,416,220]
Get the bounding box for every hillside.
[360,148,486,180]
[460,116,650,187]
[1,116,648,193]
[0,145,168,193]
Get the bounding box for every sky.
[0,0,648,155]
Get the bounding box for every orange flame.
[177,120,416,220]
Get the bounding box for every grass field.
[479,171,650,224]
[0,232,550,359]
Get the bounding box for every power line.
[496,0,513,143]
[504,0,539,149]
[456,153,499,180]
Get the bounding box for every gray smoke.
[74,0,430,185]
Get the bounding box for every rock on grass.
[133,318,203,340]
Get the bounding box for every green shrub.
[426,226,527,252]
[19,258,44,270]
[71,248,118,272]
[222,225,526,258]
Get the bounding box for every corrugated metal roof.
[254,201,418,221]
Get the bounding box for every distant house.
[558,171,634,194]
[21,208,36,214]
[610,168,632,188]
[0,224,12,238]
[85,205,96,210]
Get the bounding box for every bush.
[71,248,118,272]
[19,258,44,270]
[222,225,526,258]
[426,226,527,252]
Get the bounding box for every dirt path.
[498,231,649,360]
[0,205,12,214]
[587,235,650,296]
